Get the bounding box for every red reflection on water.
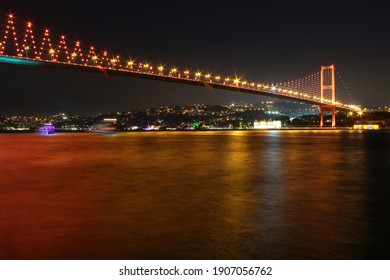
[0,131,379,259]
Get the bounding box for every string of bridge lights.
[0,13,360,111]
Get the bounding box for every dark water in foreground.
[1,130,390,260]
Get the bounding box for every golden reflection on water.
[0,130,388,259]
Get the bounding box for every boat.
[93,118,117,134]
[39,124,55,135]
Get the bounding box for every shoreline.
[1,127,388,134]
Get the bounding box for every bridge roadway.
[0,55,358,112]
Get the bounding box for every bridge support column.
[320,105,336,128]
[320,65,336,128]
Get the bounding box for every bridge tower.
[320,64,336,127]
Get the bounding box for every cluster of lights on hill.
[0,13,361,112]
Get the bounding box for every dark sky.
[0,1,389,115]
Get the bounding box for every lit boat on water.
[39,124,55,135]
[93,118,117,134]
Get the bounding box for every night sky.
[0,1,389,115]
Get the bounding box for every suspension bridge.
[0,13,362,127]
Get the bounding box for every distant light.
[254,120,281,129]
[271,86,276,91]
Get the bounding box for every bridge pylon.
[320,64,336,127]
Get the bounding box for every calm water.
[1,130,390,260]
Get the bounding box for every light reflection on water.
[0,130,389,259]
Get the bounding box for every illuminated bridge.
[0,13,362,127]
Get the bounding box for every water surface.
[1,130,389,259]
